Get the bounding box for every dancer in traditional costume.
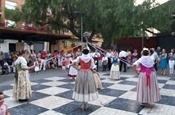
[61,58,67,72]
[13,50,35,101]
[68,57,78,79]
[110,52,120,80]
[72,48,99,110]
[68,65,77,79]
[132,48,161,106]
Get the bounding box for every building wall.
[33,43,44,53]
[0,0,76,53]
[16,42,24,51]
[0,39,18,52]
[1,0,24,20]
[0,0,40,53]
[50,39,76,52]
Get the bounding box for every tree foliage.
[4,8,21,23]
[4,0,175,46]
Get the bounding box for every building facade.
[0,0,103,53]
[0,0,32,53]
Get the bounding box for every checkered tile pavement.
[1,72,175,115]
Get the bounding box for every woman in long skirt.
[132,48,161,106]
[13,50,35,101]
[110,52,120,80]
[72,48,98,110]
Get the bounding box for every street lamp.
[73,11,85,43]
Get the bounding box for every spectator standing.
[159,49,168,75]
[150,48,158,71]
[102,54,108,71]
[168,49,175,76]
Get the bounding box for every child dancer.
[68,57,77,79]
[62,58,67,72]
[0,91,10,115]
[110,53,120,80]
[34,58,40,74]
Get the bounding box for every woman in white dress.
[110,52,120,80]
[72,48,98,110]
[34,57,40,74]
[13,50,35,101]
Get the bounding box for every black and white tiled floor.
[1,72,175,115]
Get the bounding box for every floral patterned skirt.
[13,70,32,100]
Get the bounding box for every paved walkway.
[1,69,175,115]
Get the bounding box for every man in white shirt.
[119,49,128,72]
[150,48,158,71]
[106,50,113,70]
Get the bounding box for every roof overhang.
[0,27,71,42]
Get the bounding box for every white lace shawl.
[133,56,154,68]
